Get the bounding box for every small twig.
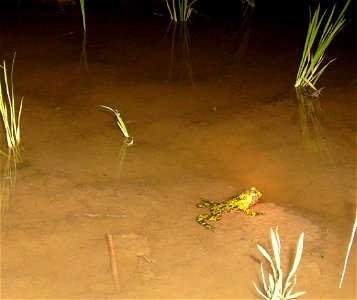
[106,234,120,292]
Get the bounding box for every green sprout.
[100,105,133,145]
[0,54,23,161]
[295,0,350,91]
[253,227,306,300]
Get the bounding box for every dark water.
[1,1,356,220]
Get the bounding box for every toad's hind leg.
[197,214,215,229]
[197,211,223,229]
[207,212,222,222]
[197,199,216,208]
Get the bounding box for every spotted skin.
[196,187,263,229]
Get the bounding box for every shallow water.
[1,6,356,299]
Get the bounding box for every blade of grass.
[79,0,86,32]
[283,233,305,295]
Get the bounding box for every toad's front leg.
[241,208,264,216]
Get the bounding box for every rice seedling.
[252,227,306,300]
[295,0,350,91]
[100,105,133,145]
[0,54,23,162]
[165,0,199,23]
[339,212,357,288]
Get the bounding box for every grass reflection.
[295,86,333,163]
[0,154,17,215]
[167,22,195,85]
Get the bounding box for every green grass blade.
[79,0,86,32]
[271,228,281,273]
[257,244,277,280]
[252,280,270,300]
[172,0,177,22]
[100,105,131,140]
[284,232,304,291]
[165,0,174,21]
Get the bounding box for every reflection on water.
[0,154,18,215]
[166,22,194,85]
[295,86,334,163]
[58,30,88,72]
[230,2,254,66]
[117,138,132,178]
[79,31,88,72]
[0,8,354,221]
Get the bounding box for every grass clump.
[0,54,23,161]
[253,227,306,300]
[295,0,350,91]
[165,0,199,23]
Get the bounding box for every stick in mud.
[106,233,120,292]
[339,213,357,288]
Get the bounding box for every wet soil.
[1,6,356,299]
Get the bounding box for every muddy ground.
[1,4,356,299]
